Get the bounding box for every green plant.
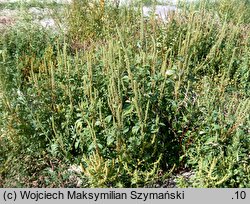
[0,0,249,187]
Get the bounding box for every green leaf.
[97,143,103,149]
[212,124,220,130]
[107,135,114,146]
[123,127,129,134]
[75,139,80,149]
[88,143,95,152]
[105,115,112,123]
[123,104,133,116]
[132,125,140,134]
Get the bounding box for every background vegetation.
[0,0,249,187]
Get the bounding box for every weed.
[0,0,249,187]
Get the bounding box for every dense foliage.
[0,0,249,187]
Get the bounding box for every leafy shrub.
[0,0,249,187]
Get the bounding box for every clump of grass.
[0,0,249,187]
